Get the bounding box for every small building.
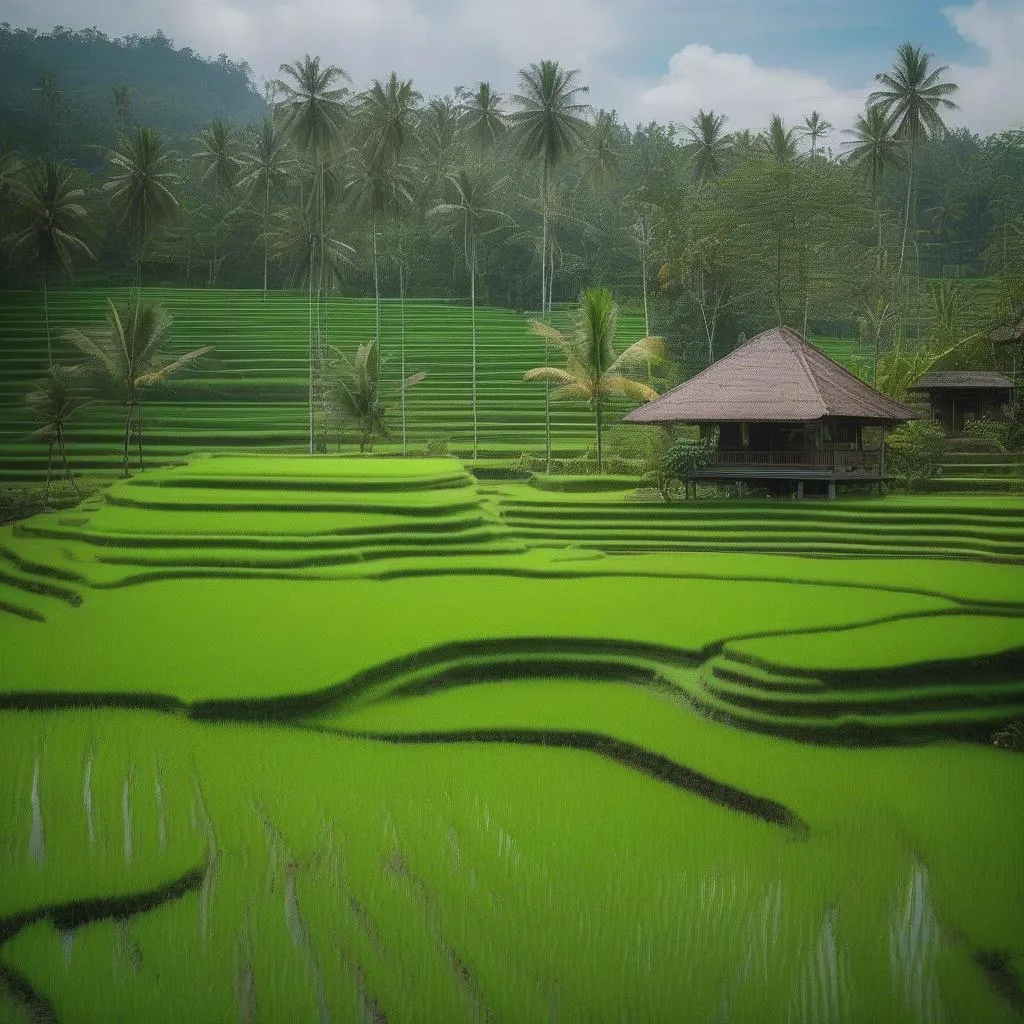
[625,325,918,498]
[907,371,1013,435]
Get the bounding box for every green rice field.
[0,288,872,485]
[2,454,1023,1021]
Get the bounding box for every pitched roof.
[625,326,917,424]
[909,370,1013,390]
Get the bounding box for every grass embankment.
[1,455,1022,1021]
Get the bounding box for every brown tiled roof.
[626,326,918,424]
[909,371,1013,390]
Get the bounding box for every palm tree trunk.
[42,265,52,370]
[641,242,650,337]
[541,164,551,473]
[595,395,603,474]
[470,235,478,460]
[898,136,914,279]
[122,405,133,478]
[308,248,314,454]
[58,427,79,496]
[400,262,407,455]
[372,216,380,343]
[43,436,55,501]
[263,171,270,301]
[136,403,144,470]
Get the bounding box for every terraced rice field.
[1,456,1023,1022]
[0,288,873,486]
[0,289,661,485]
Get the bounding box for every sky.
[2,0,1023,144]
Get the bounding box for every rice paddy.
[1,451,1023,1022]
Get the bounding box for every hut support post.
[797,480,804,500]
[828,480,836,500]
[879,424,887,495]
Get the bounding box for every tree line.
[2,41,1023,457]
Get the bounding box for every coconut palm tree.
[238,116,295,299]
[327,339,425,452]
[798,110,833,162]
[524,287,665,472]
[25,363,91,499]
[357,73,422,343]
[5,159,95,368]
[193,119,241,286]
[65,299,212,476]
[842,104,904,255]
[273,54,351,451]
[869,42,959,278]
[428,168,508,458]
[510,59,591,469]
[458,82,507,158]
[760,114,800,164]
[111,85,134,132]
[586,111,621,190]
[104,127,180,290]
[510,60,591,315]
[681,109,731,183]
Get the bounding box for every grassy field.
[1,455,1023,1021]
[0,288,874,485]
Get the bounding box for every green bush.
[886,421,947,493]
[424,438,450,457]
[656,430,719,501]
[962,416,1009,448]
[992,720,1024,752]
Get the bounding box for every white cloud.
[944,0,1024,134]
[634,44,865,142]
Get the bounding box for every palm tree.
[357,73,422,343]
[760,114,800,164]
[428,168,508,458]
[5,159,95,368]
[842,105,904,255]
[798,110,833,162]
[104,127,180,290]
[869,42,959,278]
[193,119,241,287]
[274,55,351,452]
[327,339,425,452]
[25,363,90,499]
[459,82,507,157]
[510,60,591,315]
[510,59,591,469]
[65,299,212,476]
[238,117,295,299]
[681,110,731,182]
[524,287,664,472]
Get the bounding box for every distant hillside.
[0,24,266,167]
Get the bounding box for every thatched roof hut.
[626,326,916,425]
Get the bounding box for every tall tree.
[510,59,591,469]
[273,54,351,451]
[524,287,664,472]
[428,168,507,458]
[193,119,241,286]
[458,82,507,158]
[5,159,95,367]
[66,299,212,476]
[357,72,422,343]
[104,127,180,291]
[798,110,833,163]
[238,116,295,299]
[681,110,731,183]
[842,104,904,256]
[869,42,959,278]
[111,85,134,131]
[760,114,800,165]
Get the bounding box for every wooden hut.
[907,371,1013,435]
[625,326,917,497]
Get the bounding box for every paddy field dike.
[1,453,1023,1022]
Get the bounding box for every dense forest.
[1,26,1023,376]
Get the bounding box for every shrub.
[656,429,719,501]
[886,421,946,493]
[992,720,1024,752]
[962,416,1008,449]
[424,438,449,457]
[0,478,106,525]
